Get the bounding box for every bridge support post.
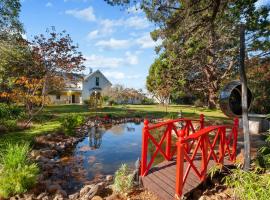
[141,119,149,176]
[219,127,225,164]
[200,114,205,129]
[175,138,184,199]
[233,118,239,161]
[201,134,208,180]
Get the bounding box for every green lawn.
[1,104,229,146]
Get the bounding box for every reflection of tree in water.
[88,126,105,149]
[110,124,125,135]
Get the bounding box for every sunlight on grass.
[2,104,228,146]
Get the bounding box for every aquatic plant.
[113,164,133,194]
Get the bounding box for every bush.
[61,114,85,136]
[164,112,179,119]
[194,99,204,107]
[141,98,155,105]
[0,103,10,120]
[113,164,133,193]
[0,143,39,198]
[0,103,24,120]
[0,120,18,131]
[255,133,270,169]
[83,100,90,105]
[224,167,270,200]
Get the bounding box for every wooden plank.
[142,158,233,200]
[142,176,173,200]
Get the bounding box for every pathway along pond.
[60,122,144,193]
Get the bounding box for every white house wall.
[82,71,112,101]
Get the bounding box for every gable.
[84,70,112,86]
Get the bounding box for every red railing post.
[219,127,225,164]
[200,114,204,129]
[141,119,149,176]
[200,134,208,180]
[166,124,172,160]
[175,137,184,199]
[232,118,239,161]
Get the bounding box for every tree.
[247,57,270,113]
[0,0,23,34]
[22,28,85,122]
[105,0,270,109]
[1,28,85,124]
[146,55,173,105]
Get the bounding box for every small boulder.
[36,192,49,200]
[47,184,62,193]
[106,175,113,182]
[79,185,93,197]
[68,193,79,200]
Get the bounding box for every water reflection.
[88,126,105,149]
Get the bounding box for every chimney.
[89,67,93,74]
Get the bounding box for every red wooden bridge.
[140,115,239,200]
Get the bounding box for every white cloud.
[87,16,150,40]
[87,30,99,39]
[125,51,138,65]
[103,71,141,80]
[95,38,131,49]
[125,16,150,29]
[136,33,162,49]
[85,53,138,69]
[46,2,53,7]
[126,4,143,14]
[65,7,96,21]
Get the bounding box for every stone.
[106,175,113,182]
[91,196,103,200]
[36,192,49,200]
[68,193,79,200]
[47,184,62,193]
[40,149,57,158]
[79,185,93,197]
[105,194,121,200]
[53,194,64,200]
[57,190,67,197]
[31,150,41,158]
[81,184,101,200]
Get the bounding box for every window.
[56,95,61,100]
[96,77,99,86]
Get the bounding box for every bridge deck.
[142,158,232,200]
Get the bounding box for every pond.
[61,122,144,192]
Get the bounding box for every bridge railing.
[175,118,239,198]
[140,115,205,177]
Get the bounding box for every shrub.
[83,100,90,105]
[194,99,204,107]
[0,119,18,131]
[0,103,10,120]
[113,164,133,193]
[164,112,179,119]
[0,103,24,120]
[141,98,155,105]
[0,143,39,198]
[61,114,85,135]
[224,167,270,200]
[255,133,270,169]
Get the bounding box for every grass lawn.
[1,104,229,146]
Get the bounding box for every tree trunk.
[208,89,218,109]
[239,24,250,171]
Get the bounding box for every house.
[48,70,112,104]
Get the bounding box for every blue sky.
[20,0,160,90]
[19,0,269,91]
